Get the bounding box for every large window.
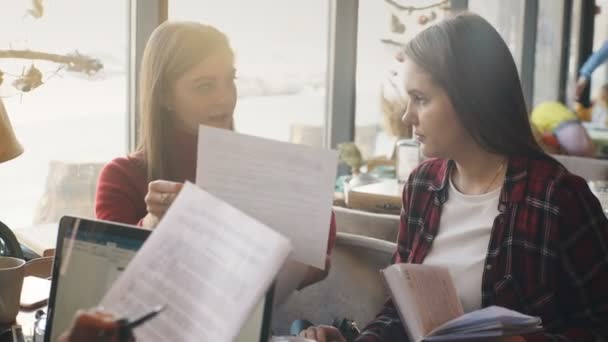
[0,1,128,228]
[469,0,526,72]
[355,0,448,159]
[169,0,329,147]
[565,0,583,107]
[591,0,608,98]
[534,0,566,106]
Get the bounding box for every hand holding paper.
[101,182,292,342]
[196,125,338,269]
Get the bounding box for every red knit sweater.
[95,128,337,254]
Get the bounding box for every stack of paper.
[101,183,292,342]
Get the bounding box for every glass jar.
[588,180,608,214]
[33,312,46,342]
[396,139,422,183]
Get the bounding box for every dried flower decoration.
[13,64,43,92]
[390,14,406,34]
[26,0,45,19]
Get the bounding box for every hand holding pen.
[59,305,165,342]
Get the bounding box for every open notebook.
[382,264,543,342]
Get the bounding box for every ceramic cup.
[0,256,25,324]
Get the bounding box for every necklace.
[483,160,506,194]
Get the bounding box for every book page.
[101,182,292,342]
[427,305,543,338]
[383,264,464,341]
[196,125,338,269]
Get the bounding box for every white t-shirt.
[423,178,501,313]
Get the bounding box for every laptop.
[44,216,274,342]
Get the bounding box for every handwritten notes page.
[101,183,291,342]
[382,264,541,341]
[382,264,464,342]
[196,125,338,269]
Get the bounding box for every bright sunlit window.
[355,0,448,159]
[591,0,608,98]
[169,0,329,147]
[0,1,128,229]
[534,0,565,106]
[469,0,525,72]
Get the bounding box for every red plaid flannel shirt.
[356,156,608,341]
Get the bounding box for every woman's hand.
[142,180,183,228]
[58,310,129,342]
[575,76,589,101]
[299,325,346,342]
[298,255,331,290]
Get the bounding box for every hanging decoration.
[12,64,43,92]
[382,0,449,47]
[26,0,45,19]
[0,1,103,97]
[0,50,103,94]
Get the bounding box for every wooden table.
[345,179,403,215]
[8,223,58,340]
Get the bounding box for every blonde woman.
[95,21,336,287]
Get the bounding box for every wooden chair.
[24,256,53,279]
[333,206,400,242]
[272,233,396,335]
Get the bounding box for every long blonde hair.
[137,21,232,181]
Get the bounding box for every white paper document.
[100,182,292,342]
[196,125,339,269]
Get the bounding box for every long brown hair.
[403,13,545,157]
[137,21,232,181]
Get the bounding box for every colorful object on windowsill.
[337,142,364,175]
[370,165,396,179]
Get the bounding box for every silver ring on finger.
[160,192,170,205]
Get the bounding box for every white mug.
[396,139,422,183]
[0,256,25,323]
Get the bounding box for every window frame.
[129,0,167,152]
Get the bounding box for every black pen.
[114,305,167,341]
[119,304,166,330]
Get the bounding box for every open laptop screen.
[44,216,274,342]
[45,216,150,342]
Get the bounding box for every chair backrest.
[333,206,400,243]
[24,256,53,279]
[33,161,105,224]
[0,221,24,259]
[272,233,396,335]
[552,154,608,181]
